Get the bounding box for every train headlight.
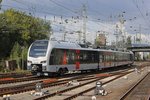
[40,60,46,63]
[27,60,32,63]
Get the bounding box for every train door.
[75,50,80,70]
[99,52,103,69]
[96,52,100,70]
[114,53,117,66]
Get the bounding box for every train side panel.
[27,40,134,76]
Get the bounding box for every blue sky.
[1,0,150,44]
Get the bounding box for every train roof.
[49,40,81,49]
[34,40,133,54]
[51,40,133,54]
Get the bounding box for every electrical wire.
[132,0,150,28]
[49,0,79,16]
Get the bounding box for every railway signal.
[94,81,107,96]
[35,83,42,92]
[33,82,43,96]
[2,94,10,100]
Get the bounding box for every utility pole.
[44,15,47,23]
[82,4,87,44]
[114,24,119,49]
[118,13,125,49]
[49,19,53,41]
[78,30,82,44]
[139,24,141,44]
[0,0,2,10]
[136,32,137,44]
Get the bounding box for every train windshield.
[29,41,48,57]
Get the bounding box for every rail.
[34,71,133,100]
[120,72,150,100]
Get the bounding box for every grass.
[0,68,31,74]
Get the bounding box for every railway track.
[0,75,40,84]
[0,74,99,96]
[33,70,133,100]
[0,62,139,85]
[120,72,150,100]
[148,95,150,100]
[0,65,136,85]
[0,71,97,85]
[0,73,32,78]
[0,69,132,98]
[0,63,148,100]
[0,65,134,96]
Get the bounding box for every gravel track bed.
[75,66,150,100]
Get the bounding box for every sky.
[1,0,150,44]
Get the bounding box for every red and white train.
[27,40,134,76]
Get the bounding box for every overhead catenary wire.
[2,3,113,36]
[9,0,119,31]
[3,0,150,44]
[49,0,79,16]
[132,0,150,28]
[2,4,63,16]
[48,0,115,30]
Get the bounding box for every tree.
[10,42,22,69]
[95,36,101,47]
[10,42,21,60]
[0,9,51,60]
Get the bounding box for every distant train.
[27,40,134,76]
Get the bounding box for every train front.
[27,40,49,76]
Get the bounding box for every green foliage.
[0,60,5,72]
[0,9,51,60]
[95,37,102,47]
[10,42,21,59]
[21,46,28,60]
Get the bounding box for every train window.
[79,50,89,64]
[115,53,118,61]
[49,50,54,65]
[112,53,114,61]
[99,54,103,63]
[106,55,108,61]
[79,50,98,64]
[102,55,105,61]
[49,49,76,65]
[49,49,100,65]
[83,52,88,61]
[49,49,63,65]
[67,50,75,64]
[29,41,48,57]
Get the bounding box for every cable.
[2,4,78,18]
[132,0,150,28]
[11,0,28,8]
[2,4,114,34]
[4,0,133,44]
[12,0,78,18]
[11,0,116,28]
[49,0,79,16]
[138,0,150,23]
